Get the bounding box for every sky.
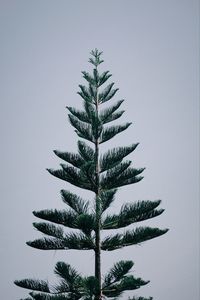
[0,1,199,299]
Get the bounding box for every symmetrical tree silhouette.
[15,49,168,300]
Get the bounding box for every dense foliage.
[15,49,168,300]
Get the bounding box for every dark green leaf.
[102,214,119,230]
[99,100,124,123]
[33,222,64,239]
[98,71,112,87]
[60,190,89,214]
[103,260,134,288]
[102,200,164,229]
[79,161,96,187]
[100,123,132,143]
[88,84,97,100]
[77,140,95,161]
[53,280,70,293]
[14,279,50,292]
[108,175,144,189]
[66,107,90,123]
[119,275,149,291]
[33,209,94,234]
[47,167,94,191]
[77,85,93,103]
[33,209,77,228]
[89,49,104,67]
[81,71,95,85]
[122,227,169,247]
[101,227,169,251]
[30,292,73,300]
[53,150,84,168]
[99,189,117,212]
[55,262,81,284]
[101,88,119,103]
[101,161,132,184]
[101,165,145,190]
[102,110,125,124]
[75,214,95,235]
[83,100,96,120]
[26,237,65,250]
[102,275,149,298]
[93,68,99,86]
[99,83,119,104]
[27,232,95,251]
[101,233,122,251]
[89,57,103,67]
[100,143,139,172]
[68,114,93,142]
[62,232,95,250]
[82,276,99,297]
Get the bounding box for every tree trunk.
[94,82,102,300]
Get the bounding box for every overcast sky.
[0,1,199,300]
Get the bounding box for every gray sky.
[0,1,199,299]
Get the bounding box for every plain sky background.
[0,1,199,299]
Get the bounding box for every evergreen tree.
[15,49,168,300]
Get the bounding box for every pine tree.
[15,49,168,300]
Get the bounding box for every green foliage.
[46,167,95,191]
[60,190,89,214]
[78,140,95,161]
[81,276,99,298]
[16,262,98,300]
[16,261,150,300]
[53,150,85,168]
[100,99,124,121]
[102,227,168,251]
[14,279,50,292]
[102,261,149,298]
[33,209,77,228]
[54,262,81,289]
[100,164,144,190]
[99,123,132,143]
[99,143,139,172]
[27,231,95,251]
[66,106,91,124]
[99,189,117,212]
[100,162,144,189]
[102,200,165,229]
[15,49,168,300]
[103,261,134,286]
[89,49,104,67]
[33,222,64,238]
[26,237,65,250]
[99,82,119,104]
[68,114,94,142]
[103,275,148,298]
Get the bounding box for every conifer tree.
[15,49,168,300]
